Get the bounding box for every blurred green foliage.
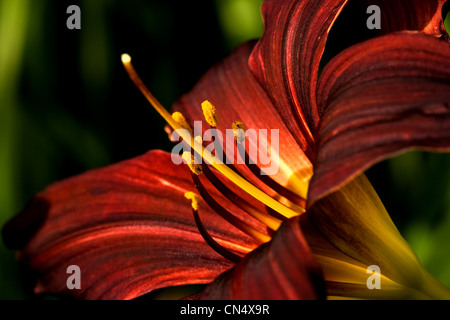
[215,0,264,49]
[0,0,449,300]
[0,0,30,300]
[445,9,450,36]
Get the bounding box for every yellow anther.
[201,100,219,127]
[122,54,303,219]
[232,121,247,144]
[182,152,203,175]
[194,135,203,144]
[172,112,193,136]
[184,192,200,211]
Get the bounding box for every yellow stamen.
[201,100,219,127]
[172,112,193,136]
[121,54,302,219]
[232,121,247,144]
[182,152,203,175]
[184,192,200,211]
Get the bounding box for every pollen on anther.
[194,135,203,144]
[201,100,219,127]
[232,121,247,144]
[182,152,203,175]
[172,112,193,136]
[184,192,200,211]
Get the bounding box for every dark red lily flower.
[3,0,450,299]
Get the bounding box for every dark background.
[0,0,449,299]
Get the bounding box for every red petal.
[2,150,259,299]
[173,42,313,199]
[192,217,325,300]
[309,32,450,204]
[248,0,348,155]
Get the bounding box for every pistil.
[121,53,301,220]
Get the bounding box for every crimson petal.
[2,150,259,299]
[192,217,325,300]
[309,32,450,204]
[248,0,348,155]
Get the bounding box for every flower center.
[121,53,307,261]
